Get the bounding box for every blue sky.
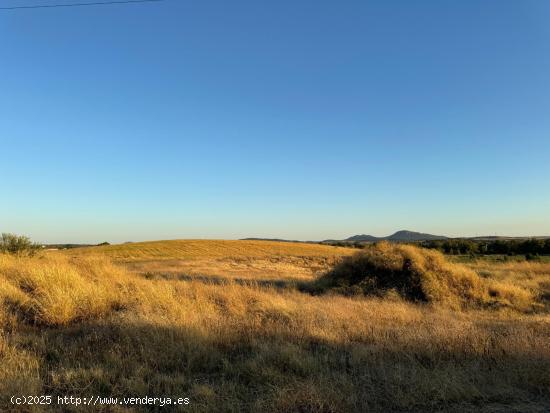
[1,0,549,243]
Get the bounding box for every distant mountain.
[344,234,380,242]
[245,230,448,244]
[385,230,448,241]
[341,230,448,243]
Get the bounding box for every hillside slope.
[61,240,356,283]
[343,230,448,242]
[63,239,354,261]
[322,230,448,243]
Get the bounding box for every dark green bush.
[0,233,40,256]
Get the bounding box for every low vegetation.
[324,237,550,259]
[309,242,539,311]
[422,238,550,256]
[1,240,549,412]
[0,233,40,256]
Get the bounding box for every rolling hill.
[62,239,355,261]
[58,239,357,284]
[326,230,448,243]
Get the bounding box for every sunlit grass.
[63,239,355,261]
[1,241,549,412]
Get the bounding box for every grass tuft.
[308,242,536,311]
[0,254,128,326]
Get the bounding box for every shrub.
[0,233,40,256]
[309,242,534,310]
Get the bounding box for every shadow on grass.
[4,318,550,413]
[140,272,302,291]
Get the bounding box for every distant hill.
[333,230,448,243]
[246,230,448,244]
[344,234,380,242]
[384,230,448,242]
[241,237,303,243]
[467,236,550,241]
[42,243,95,250]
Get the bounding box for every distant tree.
[490,240,510,254]
[522,239,545,255]
[97,242,110,246]
[478,243,488,254]
[0,233,40,256]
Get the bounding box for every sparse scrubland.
[309,242,541,312]
[1,241,549,412]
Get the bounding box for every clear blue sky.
[1,0,549,243]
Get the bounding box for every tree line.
[322,238,550,257]
[420,238,550,256]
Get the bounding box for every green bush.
[0,233,40,256]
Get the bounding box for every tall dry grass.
[1,243,549,412]
[465,259,550,311]
[0,254,129,326]
[310,242,538,312]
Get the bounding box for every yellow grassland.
[63,240,356,283]
[0,241,549,412]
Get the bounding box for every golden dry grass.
[62,240,356,283]
[1,241,549,412]
[64,240,355,284]
[465,259,550,311]
[311,242,539,311]
[64,239,354,262]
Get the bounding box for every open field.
[64,240,356,284]
[65,239,355,261]
[1,240,549,412]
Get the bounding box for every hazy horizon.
[2,0,549,244]
[26,227,550,246]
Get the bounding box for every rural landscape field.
[3,0,550,412]
[1,238,549,412]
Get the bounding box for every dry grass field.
[1,240,549,412]
[66,240,355,284]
